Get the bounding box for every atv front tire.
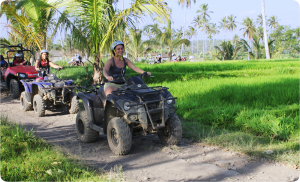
[33,94,45,117]
[10,79,20,98]
[107,117,132,155]
[20,91,32,111]
[69,93,79,114]
[158,114,182,145]
[76,111,99,142]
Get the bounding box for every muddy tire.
[76,111,99,142]
[69,93,79,114]
[10,79,20,98]
[107,117,132,155]
[20,91,32,111]
[33,94,45,117]
[158,114,182,145]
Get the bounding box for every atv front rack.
[112,86,177,129]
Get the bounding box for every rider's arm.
[126,58,151,76]
[49,62,63,69]
[35,60,40,70]
[103,59,113,81]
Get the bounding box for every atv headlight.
[167,97,173,105]
[124,102,131,111]
[19,73,26,78]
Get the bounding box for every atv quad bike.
[0,44,38,98]
[75,72,182,155]
[20,68,80,117]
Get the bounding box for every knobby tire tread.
[69,93,80,114]
[107,117,132,155]
[76,111,99,143]
[158,114,182,145]
[10,79,20,98]
[20,91,32,111]
[33,94,45,117]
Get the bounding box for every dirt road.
[1,88,299,182]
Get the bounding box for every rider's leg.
[104,86,118,97]
[103,86,118,107]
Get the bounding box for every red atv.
[0,44,38,98]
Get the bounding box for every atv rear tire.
[10,79,20,98]
[20,91,32,111]
[76,111,99,142]
[158,114,182,145]
[69,93,79,114]
[33,94,45,117]
[107,117,132,155]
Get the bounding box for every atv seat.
[98,86,106,101]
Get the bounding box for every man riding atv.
[68,54,84,66]
[13,53,27,66]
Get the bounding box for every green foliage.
[0,116,108,181]
[214,41,242,60]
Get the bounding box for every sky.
[0,0,299,42]
[117,0,299,40]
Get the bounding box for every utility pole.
[262,0,270,59]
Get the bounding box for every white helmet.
[15,52,23,57]
[40,49,49,54]
[110,40,124,51]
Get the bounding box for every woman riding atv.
[103,41,151,97]
[35,49,63,72]
[35,49,63,80]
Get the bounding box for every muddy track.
[1,87,299,182]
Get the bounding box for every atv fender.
[77,92,104,128]
[5,74,18,89]
[20,80,31,92]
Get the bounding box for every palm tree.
[240,17,256,60]
[231,34,240,46]
[208,23,219,51]
[186,26,197,53]
[227,15,238,39]
[256,26,264,42]
[197,4,213,58]
[256,14,264,26]
[126,28,152,62]
[262,0,270,59]
[219,16,228,41]
[214,41,243,61]
[177,0,196,55]
[192,15,202,54]
[268,16,280,30]
[1,0,66,51]
[67,0,169,83]
[147,20,190,60]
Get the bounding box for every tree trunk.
[92,55,104,84]
[168,48,172,61]
[262,0,270,59]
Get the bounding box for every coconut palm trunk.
[262,0,270,59]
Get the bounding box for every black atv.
[75,72,182,155]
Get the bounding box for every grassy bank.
[0,116,119,181]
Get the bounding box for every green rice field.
[56,58,300,166]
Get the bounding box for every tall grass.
[148,74,299,140]
[0,116,112,181]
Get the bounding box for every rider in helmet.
[35,49,63,74]
[13,52,26,66]
[103,40,151,97]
